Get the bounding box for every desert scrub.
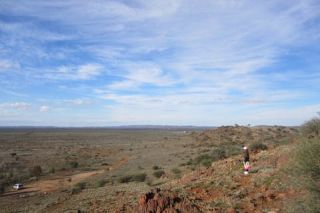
[71,181,87,194]
[286,137,320,212]
[69,161,79,168]
[118,173,147,183]
[249,143,268,152]
[0,182,4,194]
[191,147,228,167]
[153,170,165,178]
[295,139,320,189]
[211,147,227,160]
[30,165,42,178]
[95,179,107,188]
[171,168,181,174]
[49,167,55,174]
[171,168,182,178]
[301,118,320,138]
[152,165,160,170]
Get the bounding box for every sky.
[0,0,320,126]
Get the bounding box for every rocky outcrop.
[135,188,201,213]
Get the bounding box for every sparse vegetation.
[118,173,147,183]
[152,165,160,170]
[249,143,268,152]
[190,147,229,167]
[71,181,87,194]
[153,170,165,178]
[30,165,42,178]
[95,179,107,188]
[0,182,4,194]
[291,138,320,212]
[302,118,320,138]
[171,168,181,177]
[69,161,79,168]
[49,166,55,174]
[0,126,302,212]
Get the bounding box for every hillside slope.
[122,127,300,213]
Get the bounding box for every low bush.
[118,173,147,183]
[0,182,4,194]
[118,175,132,183]
[191,147,228,167]
[95,179,107,188]
[71,182,87,194]
[287,135,320,212]
[295,139,320,189]
[49,167,55,174]
[302,118,320,138]
[152,165,160,170]
[250,143,268,152]
[132,173,147,182]
[153,170,165,178]
[201,159,212,167]
[171,168,181,175]
[211,148,227,161]
[30,165,42,178]
[69,161,79,168]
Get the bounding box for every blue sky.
[0,0,320,126]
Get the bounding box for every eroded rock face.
[135,188,201,213]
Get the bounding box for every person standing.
[243,146,250,175]
[243,146,250,163]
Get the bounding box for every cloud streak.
[0,0,319,125]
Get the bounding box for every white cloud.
[40,63,103,80]
[64,99,92,105]
[0,102,30,110]
[76,64,102,80]
[108,64,177,90]
[39,105,49,112]
[0,59,19,71]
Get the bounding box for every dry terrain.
[0,126,304,212]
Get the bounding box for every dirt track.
[3,170,104,196]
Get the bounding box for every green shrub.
[194,154,212,165]
[152,165,160,170]
[153,170,165,178]
[225,145,242,156]
[295,139,320,187]
[202,159,212,167]
[118,173,147,183]
[250,143,268,151]
[118,175,132,183]
[302,118,320,138]
[49,167,55,174]
[69,161,79,168]
[132,173,147,182]
[71,182,87,194]
[95,179,107,188]
[0,183,4,194]
[75,182,86,190]
[211,148,227,161]
[171,168,181,174]
[191,147,227,167]
[30,165,42,178]
[288,138,320,212]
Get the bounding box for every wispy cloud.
[39,105,49,112]
[0,102,30,110]
[0,0,319,125]
[40,64,103,81]
[0,59,20,72]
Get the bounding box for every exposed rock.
[225,207,237,213]
[134,188,201,213]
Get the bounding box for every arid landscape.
[1,1,320,212]
[1,123,318,213]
